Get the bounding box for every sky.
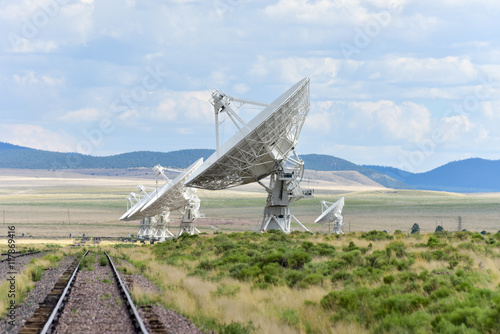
[1,0,500,173]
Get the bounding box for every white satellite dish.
[120,158,204,241]
[185,77,313,233]
[315,197,345,234]
[120,164,172,221]
[141,158,204,238]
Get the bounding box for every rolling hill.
[1,141,499,192]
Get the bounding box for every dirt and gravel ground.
[53,254,136,334]
[0,252,45,282]
[119,260,205,334]
[0,255,76,334]
[0,253,206,333]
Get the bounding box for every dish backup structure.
[185,77,314,233]
[120,159,204,241]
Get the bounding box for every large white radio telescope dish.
[185,77,310,190]
[185,77,313,233]
[315,197,345,234]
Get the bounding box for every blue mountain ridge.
[1,142,498,192]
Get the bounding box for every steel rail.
[39,250,90,334]
[105,251,149,334]
[0,250,42,263]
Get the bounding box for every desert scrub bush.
[79,254,94,271]
[287,249,312,269]
[285,270,305,288]
[98,255,109,266]
[303,273,324,286]
[216,320,256,334]
[360,230,394,241]
[42,253,62,265]
[331,270,353,283]
[29,265,45,282]
[307,242,337,257]
[385,241,409,258]
[211,283,241,298]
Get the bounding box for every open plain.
[0,168,499,240]
[1,168,500,333]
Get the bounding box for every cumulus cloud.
[0,124,75,152]
[152,90,212,124]
[304,100,431,145]
[58,108,104,122]
[2,0,94,53]
[250,56,361,85]
[13,71,65,87]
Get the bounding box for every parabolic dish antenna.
[120,158,204,240]
[314,197,345,234]
[141,158,203,216]
[185,77,310,190]
[185,77,313,233]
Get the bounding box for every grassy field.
[10,230,497,334]
[1,170,499,333]
[0,169,499,238]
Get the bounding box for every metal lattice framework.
[185,78,310,190]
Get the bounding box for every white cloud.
[58,108,104,123]
[3,0,94,53]
[13,71,65,87]
[305,100,431,145]
[152,90,212,123]
[250,56,361,85]
[0,124,75,152]
[369,56,478,84]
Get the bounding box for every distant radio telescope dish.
[120,158,204,240]
[185,77,313,233]
[315,197,345,234]
[141,158,203,216]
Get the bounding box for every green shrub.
[98,255,108,266]
[383,275,395,284]
[285,270,305,288]
[360,230,394,241]
[331,270,353,282]
[279,308,299,326]
[79,255,94,271]
[30,265,44,282]
[303,273,324,286]
[217,320,256,334]
[287,249,312,269]
[212,283,240,298]
[385,242,408,258]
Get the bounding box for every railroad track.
[20,251,167,333]
[0,250,42,263]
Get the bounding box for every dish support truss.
[136,195,202,241]
[259,151,314,233]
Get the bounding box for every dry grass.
[113,246,368,334]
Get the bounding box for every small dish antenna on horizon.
[314,197,345,234]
